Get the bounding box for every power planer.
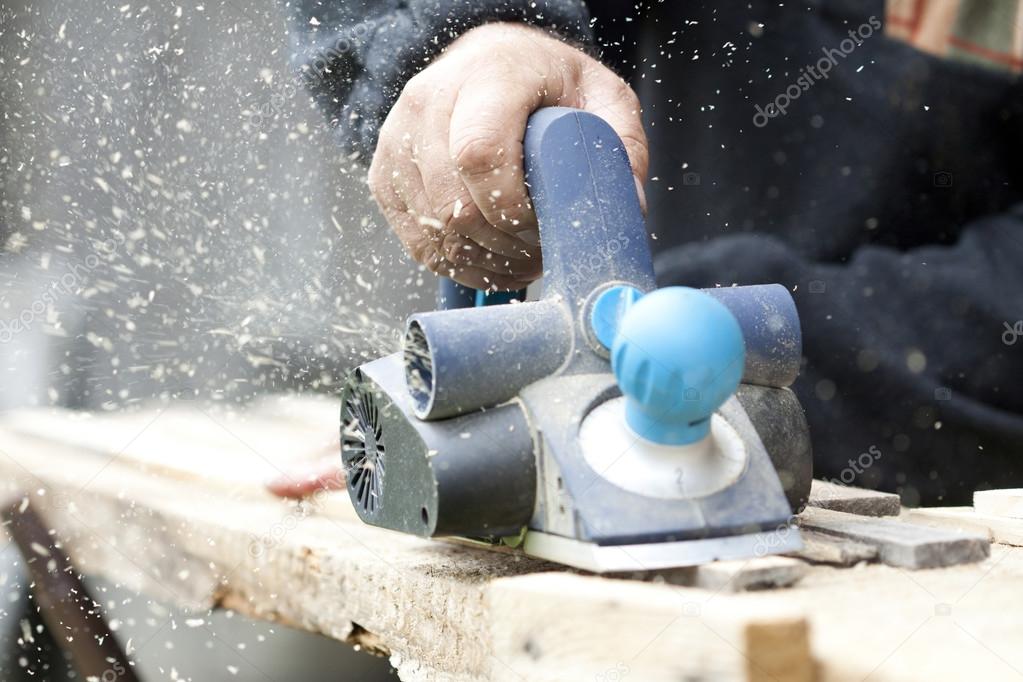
[340,107,812,572]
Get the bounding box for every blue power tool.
[340,107,811,571]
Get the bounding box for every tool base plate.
[521,527,803,573]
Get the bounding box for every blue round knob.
[611,287,745,445]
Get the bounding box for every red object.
[266,456,346,498]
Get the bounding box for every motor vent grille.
[341,380,386,515]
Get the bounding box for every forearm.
[285,0,593,159]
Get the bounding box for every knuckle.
[562,52,585,90]
[451,131,502,179]
[403,69,430,93]
[436,192,480,226]
[621,132,649,174]
[489,52,525,78]
[440,232,468,262]
[399,73,434,112]
[547,48,583,95]
[614,76,642,112]
[401,89,428,117]
[407,234,435,264]
[433,257,457,278]
[424,256,444,275]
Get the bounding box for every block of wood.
[788,529,879,566]
[973,489,1023,519]
[807,479,902,516]
[684,556,808,591]
[3,399,1023,682]
[798,506,989,569]
[905,506,1023,547]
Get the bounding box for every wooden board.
[807,480,902,517]
[973,489,1023,519]
[788,529,878,566]
[799,507,989,569]
[905,507,1023,547]
[2,400,1023,682]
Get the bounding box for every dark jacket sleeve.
[655,207,1023,504]
[286,0,593,160]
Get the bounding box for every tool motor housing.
[340,108,812,559]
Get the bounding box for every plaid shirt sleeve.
[886,0,1023,74]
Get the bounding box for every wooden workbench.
[1,396,1022,682]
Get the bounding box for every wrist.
[445,21,568,57]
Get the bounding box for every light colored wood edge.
[904,507,1023,547]
[973,489,1023,520]
[486,572,813,682]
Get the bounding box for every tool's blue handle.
[438,107,654,309]
[522,107,656,300]
[436,279,476,310]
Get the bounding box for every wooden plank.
[973,489,1023,519]
[687,557,808,592]
[905,507,1023,547]
[650,557,809,591]
[6,405,1023,682]
[487,573,814,682]
[0,424,811,682]
[807,480,902,517]
[788,529,878,566]
[2,398,338,493]
[798,507,989,569]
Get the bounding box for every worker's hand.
[368,22,648,291]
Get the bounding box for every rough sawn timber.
[973,489,1023,519]
[807,479,902,517]
[798,507,989,569]
[0,402,811,682]
[2,398,1023,682]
